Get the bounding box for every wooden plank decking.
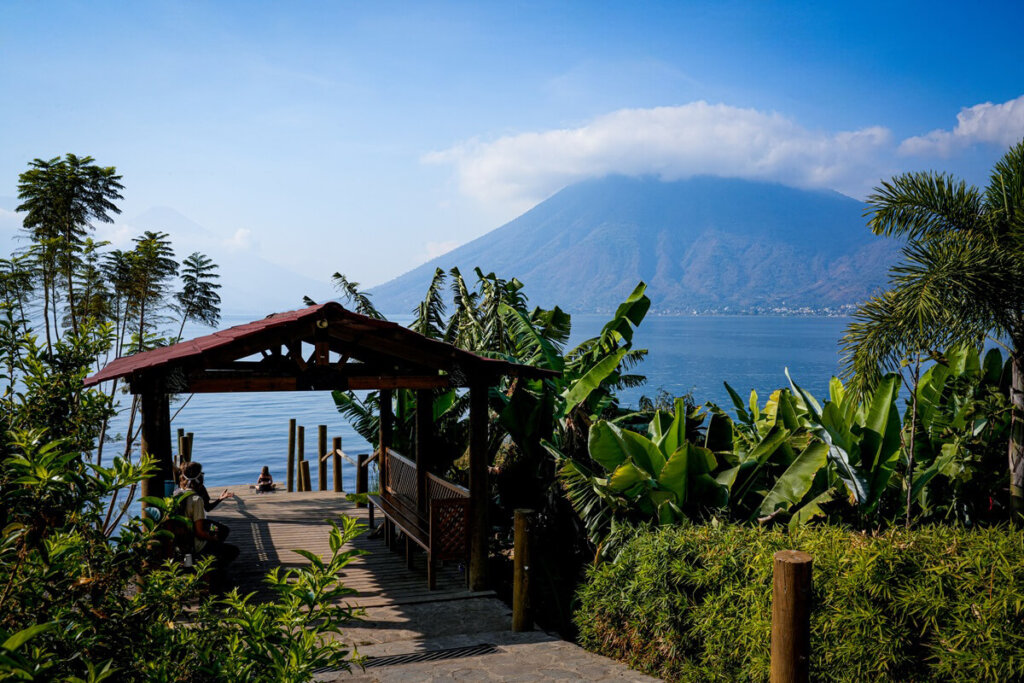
[211,487,493,607]
[207,486,655,681]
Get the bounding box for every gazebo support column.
[415,389,431,514]
[379,389,393,540]
[139,387,173,504]
[468,382,489,591]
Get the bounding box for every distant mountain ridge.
[370,176,897,315]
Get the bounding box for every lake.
[105,314,851,490]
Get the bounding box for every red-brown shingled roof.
[83,302,557,388]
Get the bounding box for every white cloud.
[900,95,1024,156]
[224,228,253,251]
[423,240,459,260]
[424,101,892,207]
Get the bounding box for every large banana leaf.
[562,347,628,415]
[757,440,829,518]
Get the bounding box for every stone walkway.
[215,488,655,682]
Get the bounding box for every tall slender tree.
[842,139,1024,519]
[16,155,124,340]
[174,252,222,341]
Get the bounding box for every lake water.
[105,314,851,490]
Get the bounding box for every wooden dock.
[211,487,655,681]
[213,487,492,608]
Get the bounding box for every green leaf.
[2,623,54,652]
[563,347,628,414]
[758,441,829,517]
[620,429,666,477]
[589,421,627,472]
[608,463,646,492]
[661,397,688,457]
[657,444,690,501]
[788,488,836,530]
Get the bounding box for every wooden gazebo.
[83,302,557,590]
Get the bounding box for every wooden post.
[299,460,312,493]
[287,418,296,493]
[318,424,328,491]
[176,427,185,461]
[468,382,489,591]
[332,436,343,492]
[184,432,193,462]
[139,387,173,505]
[379,389,392,499]
[356,453,368,508]
[512,508,534,631]
[415,388,431,514]
[297,425,305,492]
[771,550,813,683]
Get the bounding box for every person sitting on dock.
[179,462,239,592]
[178,463,234,511]
[256,466,274,493]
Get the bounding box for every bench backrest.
[383,448,469,506]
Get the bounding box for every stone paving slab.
[320,636,658,682]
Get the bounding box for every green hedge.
[575,524,1024,682]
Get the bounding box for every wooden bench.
[368,449,470,589]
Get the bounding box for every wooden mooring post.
[184,432,193,461]
[332,437,343,492]
[771,550,812,683]
[512,508,534,632]
[286,419,296,492]
[297,426,306,492]
[299,460,312,493]
[356,453,368,508]
[318,424,328,491]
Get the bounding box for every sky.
[2,0,1024,293]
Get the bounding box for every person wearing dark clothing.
[179,461,239,592]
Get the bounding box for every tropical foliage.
[576,523,1024,682]
[558,344,1013,558]
[2,155,361,681]
[842,139,1024,518]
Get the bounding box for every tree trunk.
[1010,349,1024,522]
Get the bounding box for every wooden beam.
[468,382,489,591]
[415,388,431,515]
[178,371,452,393]
[139,388,173,505]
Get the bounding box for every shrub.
[575,523,1024,682]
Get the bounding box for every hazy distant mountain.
[0,202,332,316]
[123,207,333,315]
[370,176,898,315]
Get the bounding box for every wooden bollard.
[332,437,343,492]
[318,425,328,491]
[299,460,312,493]
[512,509,534,631]
[771,550,813,683]
[184,432,194,462]
[286,419,296,493]
[356,453,368,508]
[176,428,186,468]
[297,426,305,492]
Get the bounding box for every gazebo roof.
[84,302,558,393]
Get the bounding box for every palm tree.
[842,139,1024,519]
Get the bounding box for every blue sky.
[2,1,1023,292]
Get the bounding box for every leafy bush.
[575,523,1024,682]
